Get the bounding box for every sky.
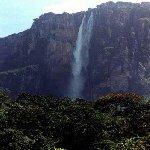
[0,0,148,37]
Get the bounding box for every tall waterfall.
[69,12,94,99]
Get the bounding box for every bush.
[94,92,144,112]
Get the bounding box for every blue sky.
[0,0,144,37]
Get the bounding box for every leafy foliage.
[0,92,149,150]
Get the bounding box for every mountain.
[1,2,150,99]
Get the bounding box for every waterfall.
[68,12,94,99]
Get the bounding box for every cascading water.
[68,12,94,99]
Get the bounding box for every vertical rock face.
[1,2,150,99]
[0,12,84,97]
[87,2,150,99]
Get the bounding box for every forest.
[0,92,149,150]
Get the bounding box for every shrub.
[94,92,144,111]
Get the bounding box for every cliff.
[1,2,150,99]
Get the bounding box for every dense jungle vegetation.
[0,92,150,150]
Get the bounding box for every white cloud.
[43,0,147,14]
[43,0,101,14]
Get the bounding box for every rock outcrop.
[1,2,150,99]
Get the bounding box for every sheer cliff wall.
[1,2,150,99]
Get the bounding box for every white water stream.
[69,12,94,99]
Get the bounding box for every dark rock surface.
[1,2,150,99]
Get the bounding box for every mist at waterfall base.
[68,12,94,99]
